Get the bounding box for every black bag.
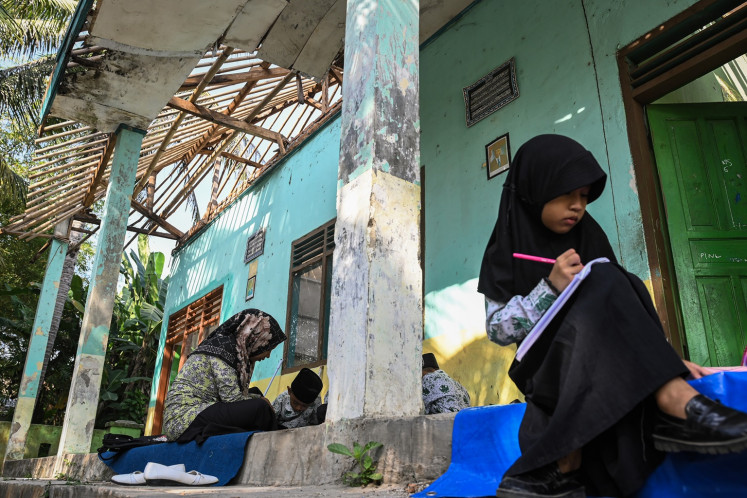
[97,433,168,460]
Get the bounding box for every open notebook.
[515,257,610,361]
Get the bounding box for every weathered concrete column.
[56,126,144,457]
[327,0,422,421]
[3,221,70,462]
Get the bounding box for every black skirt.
[506,263,689,497]
[176,398,277,444]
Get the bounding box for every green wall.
[420,0,698,338]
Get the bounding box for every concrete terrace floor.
[0,479,422,497]
[1,415,455,498]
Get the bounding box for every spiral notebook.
[515,257,610,361]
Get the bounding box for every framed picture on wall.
[245,276,256,301]
[486,133,511,179]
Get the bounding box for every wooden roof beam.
[129,199,184,239]
[166,96,287,149]
[196,149,262,169]
[72,213,179,240]
[178,67,290,92]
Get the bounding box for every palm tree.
[0,0,75,129]
[0,0,75,202]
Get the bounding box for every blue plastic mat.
[99,431,255,486]
[414,372,747,498]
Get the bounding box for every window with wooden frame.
[152,286,223,433]
[283,219,335,373]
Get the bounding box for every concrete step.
[1,414,455,492]
[0,479,419,498]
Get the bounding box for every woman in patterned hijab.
[163,309,286,443]
[190,308,286,395]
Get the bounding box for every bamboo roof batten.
[39,119,77,134]
[34,132,108,155]
[34,125,96,144]
[32,144,106,171]
[32,136,108,162]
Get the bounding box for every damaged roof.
[3,0,475,246]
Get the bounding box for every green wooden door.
[648,103,747,367]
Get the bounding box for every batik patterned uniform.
[485,279,557,346]
[422,370,471,414]
[163,354,259,441]
[272,391,322,428]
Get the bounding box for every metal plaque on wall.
[463,57,519,127]
[244,229,265,263]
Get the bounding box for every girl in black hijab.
[478,135,747,498]
[163,308,286,443]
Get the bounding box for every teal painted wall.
[148,117,341,420]
[150,0,705,414]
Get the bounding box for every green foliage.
[0,0,75,59]
[96,235,169,428]
[0,120,32,229]
[327,441,384,487]
[0,0,75,133]
[0,278,83,425]
[0,109,83,426]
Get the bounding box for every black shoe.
[495,463,585,498]
[654,394,747,454]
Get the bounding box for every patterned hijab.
[477,134,617,303]
[190,308,286,394]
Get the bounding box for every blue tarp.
[99,431,255,486]
[414,372,747,498]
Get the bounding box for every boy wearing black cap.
[272,367,323,429]
[422,353,471,415]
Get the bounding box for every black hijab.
[477,134,617,303]
[190,308,286,394]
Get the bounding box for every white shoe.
[144,462,218,485]
[181,470,219,486]
[111,464,184,485]
[111,470,146,485]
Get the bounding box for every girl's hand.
[682,359,711,379]
[548,249,583,292]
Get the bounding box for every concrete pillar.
[3,222,70,462]
[56,126,144,457]
[327,0,422,421]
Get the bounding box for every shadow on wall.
[425,333,523,408]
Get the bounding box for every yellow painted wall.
[251,367,330,405]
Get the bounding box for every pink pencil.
[513,253,556,264]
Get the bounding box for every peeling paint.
[338,0,419,186]
[57,128,144,456]
[628,163,638,195]
[329,169,423,421]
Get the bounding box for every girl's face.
[541,186,590,234]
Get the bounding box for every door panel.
[648,103,747,366]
